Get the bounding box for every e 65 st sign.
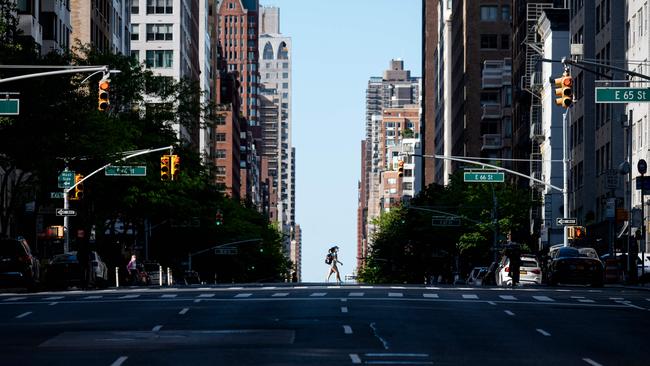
[595,87,650,103]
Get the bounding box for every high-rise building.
[15,0,71,55]
[71,0,130,54]
[258,5,294,256]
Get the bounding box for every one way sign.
[556,218,577,226]
[56,208,77,217]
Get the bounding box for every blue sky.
[259,0,422,282]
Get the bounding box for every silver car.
[497,256,542,286]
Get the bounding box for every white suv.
[496,256,542,286]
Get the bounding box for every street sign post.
[431,216,461,226]
[56,208,77,216]
[556,217,577,226]
[0,99,19,115]
[105,165,147,176]
[57,170,75,189]
[463,172,505,183]
[595,87,650,103]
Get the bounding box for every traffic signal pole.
[62,145,173,252]
[563,110,570,247]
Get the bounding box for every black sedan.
[45,251,108,289]
[0,238,40,290]
[547,246,604,287]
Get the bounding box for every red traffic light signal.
[98,79,110,111]
[554,74,573,108]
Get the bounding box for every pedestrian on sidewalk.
[326,246,343,284]
[126,254,138,285]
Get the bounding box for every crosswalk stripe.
[15,311,32,319]
[578,299,595,303]
[423,293,439,298]
[272,293,289,297]
[261,286,276,290]
[310,292,327,297]
[234,293,252,298]
[462,294,479,299]
[198,294,214,298]
[44,296,64,300]
[228,287,243,290]
[348,292,364,297]
[388,292,403,297]
[119,294,140,299]
[390,286,406,289]
[83,295,102,299]
[499,295,517,300]
[4,297,26,302]
[161,294,177,298]
[533,296,554,302]
[360,286,374,289]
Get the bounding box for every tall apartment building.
[130,0,202,147]
[258,5,294,257]
[215,0,260,204]
[70,0,130,54]
[15,0,71,55]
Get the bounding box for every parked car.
[0,238,40,290]
[143,262,165,285]
[466,266,488,285]
[496,255,542,286]
[547,246,604,287]
[482,261,499,286]
[45,251,108,289]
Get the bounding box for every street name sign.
[215,247,238,255]
[556,218,577,226]
[50,192,65,199]
[57,170,75,189]
[431,216,461,227]
[595,87,650,103]
[463,172,505,183]
[0,99,19,115]
[105,165,147,176]
[56,208,77,216]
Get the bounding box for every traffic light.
[554,73,573,108]
[160,155,171,181]
[215,210,223,226]
[72,174,84,200]
[567,226,575,239]
[398,160,404,177]
[575,226,586,239]
[98,78,110,111]
[170,154,180,181]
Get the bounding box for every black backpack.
[325,253,333,264]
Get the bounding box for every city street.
[1,285,649,365]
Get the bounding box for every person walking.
[326,246,343,284]
[126,254,138,285]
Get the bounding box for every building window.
[480,6,498,21]
[131,0,139,14]
[282,82,289,89]
[282,62,289,68]
[480,34,498,49]
[147,0,172,14]
[263,42,274,60]
[145,50,173,68]
[216,166,226,175]
[146,24,173,41]
[130,24,139,41]
[216,149,227,159]
[130,50,139,61]
[216,133,226,142]
[278,42,289,59]
[501,34,510,49]
[501,5,511,21]
[282,72,289,78]
[402,182,413,191]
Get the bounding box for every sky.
[259,0,422,282]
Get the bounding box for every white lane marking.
[488,301,497,306]
[341,306,348,313]
[423,293,439,298]
[179,307,189,315]
[582,358,604,366]
[370,322,390,350]
[556,289,571,292]
[504,310,515,316]
[44,296,64,300]
[198,287,210,290]
[293,286,308,289]
[388,292,403,297]
[16,311,32,319]
[343,325,353,334]
[228,287,243,290]
[49,302,58,306]
[4,297,26,302]
[571,296,585,299]
[425,286,441,290]
[536,328,551,336]
[350,354,362,364]
[198,294,215,298]
[152,325,163,332]
[646,298,650,302]
[360,286,374,289]
[533,296,554,302]
[84,295,103,299]
[365,353,429,357]
[610,297,624,300]
[341,298,348,302]
[194,299,201,303]
[390,286,406,289]
[272,293,289,297]
[310,292,327,297]
[349,292,364,297]
[620,302,647,310]
[261,286,276,290]
[110,356,128,366]
[462,294,478,299]
[119,294,140,299]
[578,299,595,303]
[234,293,252,298]
[365,361,433,365]
[499,295,517,300]
[161,294,177,298]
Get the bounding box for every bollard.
[115,267,120,288]
[159,265,163,286]
[167,267,171,286]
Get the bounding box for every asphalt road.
[1,284,649,366]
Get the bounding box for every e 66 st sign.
[595,87,650,103]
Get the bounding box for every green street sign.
[57,170,75,189]
[50,192,65,199]
[463,172,505,183]
[595,87,650,103]
[105,165,147,176]
[0,99,19,115]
